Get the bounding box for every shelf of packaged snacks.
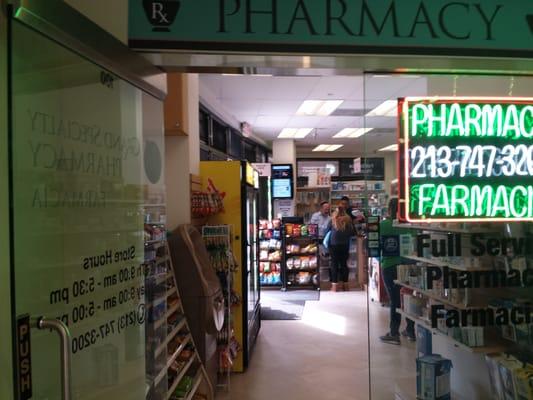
[287,268,318,273]
[177,368,203,400]
[154,303,181,330]
[154,334,193,386]
[145,221,166,226]
[396,309,508,354]
[148,287,177,308]
[286,283,318,289]
[401,255,494,272]
[284,234,318,239]
[155,272,173,285]
[286,252,318,257]
[166,354,198,400]
[394,280,474,310]
[155,318,187,357]
[393,222,499,234]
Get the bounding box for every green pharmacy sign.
[399,97,533,222]
[129,0,533,57]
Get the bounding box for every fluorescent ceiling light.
[378,144,399,152]
[297,100,344,116]
[333,128,373,138]
[221,73,273,77]
[366,100,398,117]
[312,144,344,152]
[278,128,313,139]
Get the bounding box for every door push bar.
[35,317,72,400]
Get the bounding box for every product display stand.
[201,225,236,393]
[258,219,283,288]
[144,217,214,400]
[282,223,320,291]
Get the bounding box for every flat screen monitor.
[271,164,293,199]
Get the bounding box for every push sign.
[16,315,32,400]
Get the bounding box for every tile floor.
[217,290,416,400]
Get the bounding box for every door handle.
[35,317,72,400]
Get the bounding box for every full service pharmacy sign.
[129,0,533,57]
[399,97,533,222]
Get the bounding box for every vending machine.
[200,161,260,371]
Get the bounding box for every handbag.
[323,230,331,250]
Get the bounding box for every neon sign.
[399,97,533,222]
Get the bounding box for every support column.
[272,139,297,218]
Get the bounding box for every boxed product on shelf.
[416,326,432,358]
[485,354,506,400]
[416,354,452,400]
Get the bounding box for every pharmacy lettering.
[398,97,533,222]
[128,0,533,56]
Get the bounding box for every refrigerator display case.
[199,161,261,371]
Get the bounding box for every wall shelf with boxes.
[282,223,320,290]
[144,214,213,400]
[295,186,331,223]
[331,181,387,216]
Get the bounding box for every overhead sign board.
[399,97,533,222]
[129,0,533,57]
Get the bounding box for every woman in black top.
[329,203,355,292]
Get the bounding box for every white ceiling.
[199,74,528,156]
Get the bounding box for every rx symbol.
[152,2,169,23]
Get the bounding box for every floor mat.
[260,290,319,320]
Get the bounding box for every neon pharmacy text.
[413,184,533,218]
[410,103,533,138]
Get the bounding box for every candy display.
[283,223,320,290]
[258,220,283,287]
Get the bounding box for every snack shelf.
[154,334,193,386]
[394,280,477,310]
[287,268,318,273]
[282,223,320,291]
[396,309,507,354]
[177,368,204,400]
[146,239,167,245]
[166,354,198,400]
[155,318,187,357]
[154,303,181,330]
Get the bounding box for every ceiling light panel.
[378,144,399,152]
[332,128,373,138]
[366,100,398,117]
[312,144,344,152]
[297,100,344,116]
[278,128,313,138]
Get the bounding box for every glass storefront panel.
[366,73,533,400]
[11,20,148,399]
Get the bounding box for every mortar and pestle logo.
[142,0,180,32]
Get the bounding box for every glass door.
[10,19,148,400]
[365,72,533,400]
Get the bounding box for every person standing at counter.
[310,201,331,239]
[329,203,355,292]
[379,198,415,345]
